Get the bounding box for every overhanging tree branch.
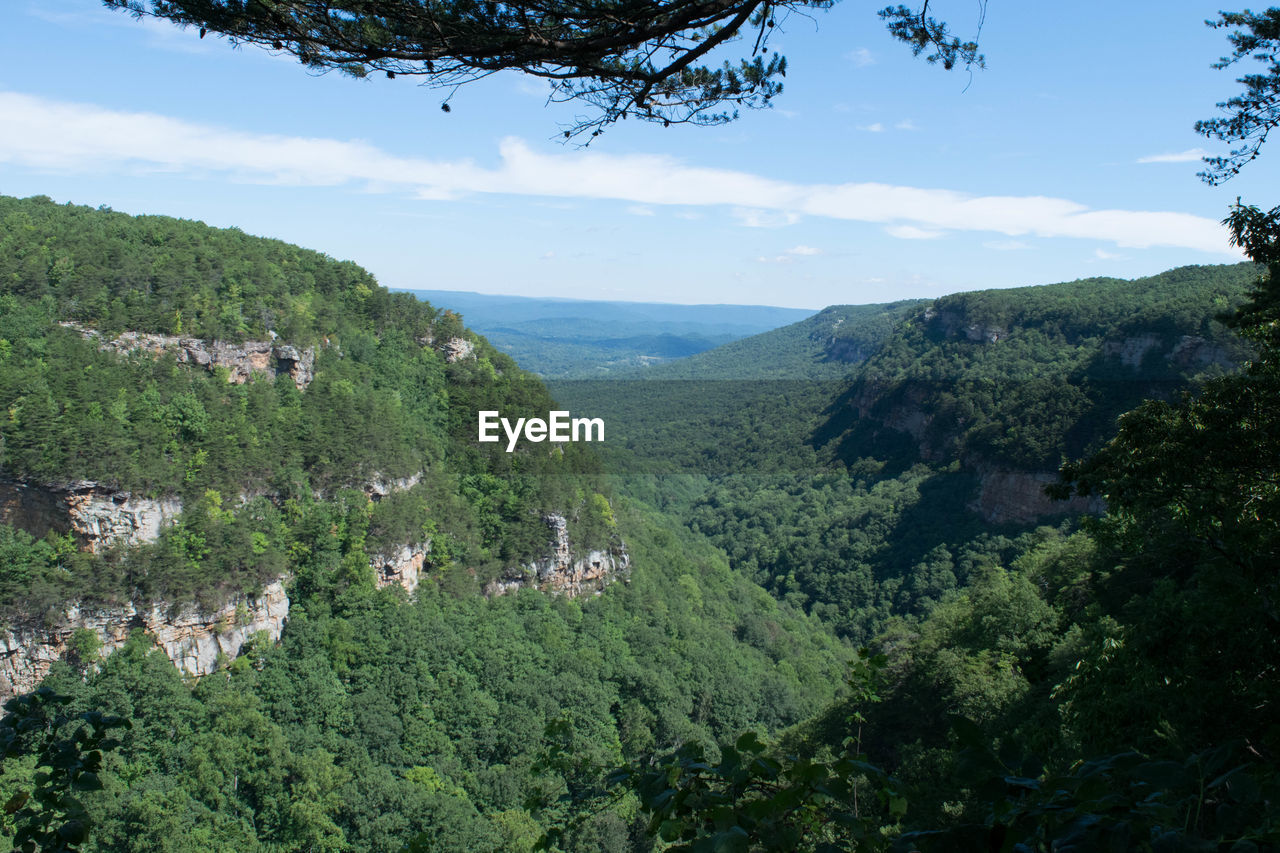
[104,0,984,139]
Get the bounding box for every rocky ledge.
[0,478,182,554]
[0,580,289,701]
[486,514,630,598]
[369,543,430,594]
[60,323,316,390]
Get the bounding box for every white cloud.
[846,48,876,67]
[860,122,885,133]
[626,205,656,216]
[0,91,1237,255]
[732,208,801,228]
[756,254,794,264]
[1137,148,1209,164]
[894,119,918,131]
[984,239,1030,251]
[786,245,821,256]
[1093,248,1125,260]
[886,225,945,240]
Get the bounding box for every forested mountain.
[0,194,850,850]
[553,263,1259,638]
[554,252,1280,849]
[2,191,1278,851]
[404,289,814,378]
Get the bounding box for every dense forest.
[0,194,853,850]
[1,188,1278,852]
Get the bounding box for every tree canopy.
[1199,9,1280,184]
[103,0,982,139]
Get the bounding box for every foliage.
[0,688,129,853]
[0,193,610,613]
[611,649,903,853]
[104,1,981,140]
[1198,9,1280,184]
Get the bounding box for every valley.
[0,193,1276,850]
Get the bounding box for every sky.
[1,1,1276,309]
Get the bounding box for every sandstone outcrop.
[0,580,289,700]
[486,513,629,598]
[438,337,475,363]
[971,469,1104,525]
[60,323,317,390]
[0,479,181,553]
[369,543,429,594]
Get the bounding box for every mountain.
[0,194,851,851]
[4,191,1275,851]
[400,288,815,377]
[551,262,1259,638]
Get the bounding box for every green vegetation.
[553,263,1257,642]
[601,208,1280,851]
[0,194,609,614]
[1,204,1277,850]
[2,502,851,852]
[0,194,854,850]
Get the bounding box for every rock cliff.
[61,323,317,390]
[485,514,630,598]
[0,580,289,700]
[971,469,1104,525]
[0,478,182,553]
[369,543,429,594]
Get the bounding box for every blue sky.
[1,1,1274,308]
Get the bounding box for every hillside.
[404,288,814,377]
[0,194,854,851]
[615,299,926,380]
[552,262,1258,637]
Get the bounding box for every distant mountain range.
[398,289,816,377]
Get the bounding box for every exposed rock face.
[439,337,475,363]
[364,472,424,501]
[924,307,1006,344]
[1102,334,1162,369]
[60,323,316,390]
[1099,333,1237,372]
[0,580,289,700]
[1167,335,1236,370]
[825,338,873,364]
[486,513,630,598]
[369,543,429,594]
[971,469,1104,525]
[0,479,181,553]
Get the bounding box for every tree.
[104,0,982,139]
[1198,9,1280,184]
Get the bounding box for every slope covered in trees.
[606,216,1280,851]
[553,263,1258,640]
[0,193,860,850]
[3,190,1277,851]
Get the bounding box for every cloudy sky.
[1,1,1273,308]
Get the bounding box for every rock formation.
[439,337,475,363]
[60,323,317,390]
[486,513,629,598]
[971,469,1104,525]
[369,543,429,594]
[0,580,289,700]
[0,479,182,553]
